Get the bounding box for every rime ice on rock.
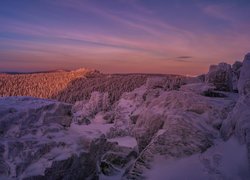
[221,53,250,170]
[205,63,233,92]
[238,53,250,96]
[72,91,111,125]
[232,61,243,92]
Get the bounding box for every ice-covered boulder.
[197,74,206,82]
[72,91,110,125]
[0,96,72,137]
[26,135,138,180]
[131,90,234,151]
[220,95,250,171]
[205,63,233,92]
[238,53,250,96]
[221,53,250,170]
[110,76,197,137]
[0,97,79,179]
[221,96,250,141]
[0,96,139,179]
[109,76,189,139]
[106,86,147,138]
[221,53,250,139]
[180,83,216,95]
[124,90,236,179]
[180,83,229,98]
[232,61,243,92]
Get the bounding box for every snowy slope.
[145,137,249,180]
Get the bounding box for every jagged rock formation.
[180,83,216,95]
[0,96,138,180]
[0,96,73,135]
[221,53,250,169]
[205,63,233,92]
[0,97,73,179]
[123,88,235,179]
[238,53,250,96]
[107,76,197,139]
[232,61,243,92]
[72,91,111,125]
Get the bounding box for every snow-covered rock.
[121,89,236,179]
[205,63,233,92]
[108,75,191,139]
[221,54,250,142]
[238,53,250,96]
[232,61,243,92]
[144,137,250,180]
[221,53,250,171]
[72,91,111,125]
[0,96,72,138]
[109,76,201,139]
[197,74,206,82]
[0,96,138,180]
[0,97,75,179]
[221,96,250,141]
[180,83,216,95]
[106,86,147,139]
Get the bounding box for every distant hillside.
[52,74,149,103]
[0,69,186,104]
[0,69,91,101]
[1,69,70,75]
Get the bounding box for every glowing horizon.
[0,0,249,75]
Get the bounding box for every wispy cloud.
[177,56,193,59]
[0,0,249,74]
[203,4,232,21]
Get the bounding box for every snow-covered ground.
[108,136,138,148]
[145,137,250,180]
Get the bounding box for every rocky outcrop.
[108,75,197,139]
[221,53,250,169]
[205,63,233,92]
[180,83,216,95]
[0,97,74,179]
[72,91,111,125]
[238,53,250,96]
[0,96,138,180]
[221,53,250,139]
[0,96,72,137]
[197,74,206,82]
[203,60,243,93]
[107,76,237,179]
[123,89,235,179]
[232,61,243,92]
[25,136,138,180]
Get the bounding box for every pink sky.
[0,0,249,75]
